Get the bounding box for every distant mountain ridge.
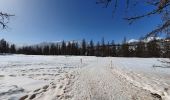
[128,36,162,43]
[18,36,165,48]
[33,40,82,47]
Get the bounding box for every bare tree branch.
[146,1,159,6]
[96,0,112,8]
[97,0,170,37]
[0,12,14,29]
[146,20,170,37]
[124,2,170,24]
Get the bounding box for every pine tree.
[95,42,100,56]
[81,39,87,55]
[67,42,72,55]
[121,43,130,57]
[121,37,130,57]
[136,41,146,57]
[147,39,161,57]
[0,39,9,53]
[164,43,170,58]
[36,46,43,55]
[6,43,10,53]
[56,44,60,55]
[106,42,111,56]
[75,42,80,55]
[10,44,16,54]
[116,44,121,57]
[111,40,116,57]
[101,37,106,57]
[61,41,66,55]
[89,40,94,56]
[43,45,50,55]
[50,44,56,55]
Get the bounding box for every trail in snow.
[69,59,160,100]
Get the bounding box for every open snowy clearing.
[0,55,170,100]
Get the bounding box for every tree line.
[0,38,169,58]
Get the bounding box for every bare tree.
[0,12,13,29]
[97,0,170,37]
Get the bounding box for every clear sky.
[0,0,162,45]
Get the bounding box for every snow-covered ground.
[0,55,170,100]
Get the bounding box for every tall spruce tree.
[81,39,87,55]
[43,45,50,55]
[67,42,72,55]
[106,42,111,56]
[61,41,66,55]
[96,42,100,56]
[0,39,8,53]
[147,39,161,57]
[10,44,16,54]
[136,41,146,57]
[89,40,94,56]
[50,44,56,55]
[121,37,130,57]
[164,37,170,58]
[101,37,106,57]
[111,40,116,57]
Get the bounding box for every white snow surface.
[128,39,139,43]
[0,55,170,100]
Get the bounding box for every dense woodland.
[0,38,169,58]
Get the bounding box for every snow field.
[0,55,170,100]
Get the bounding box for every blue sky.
[0,0,162,45]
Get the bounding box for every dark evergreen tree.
[121,43,130,57]
[121,37,130,57]
[164,38,170,58]
[35,46,43,55]
[111,40,116,57]
[89,40,94,56]
[74,42,80,55]
[10,44,16,53]
[55,44,60,55]
[50,44,56,55]
[0,39,9,53]
[101,37,106,57]
[61,41,66,55]
[58,45,62,55]
[43,45,50,55]
[116,44,121,57]
[81,39,87,55]
[106,42,111,56]
[95,42,100,56]
[147,39,161,57]
[67,42,72,55]
[6,43,10,53]
[136,41,146,57]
